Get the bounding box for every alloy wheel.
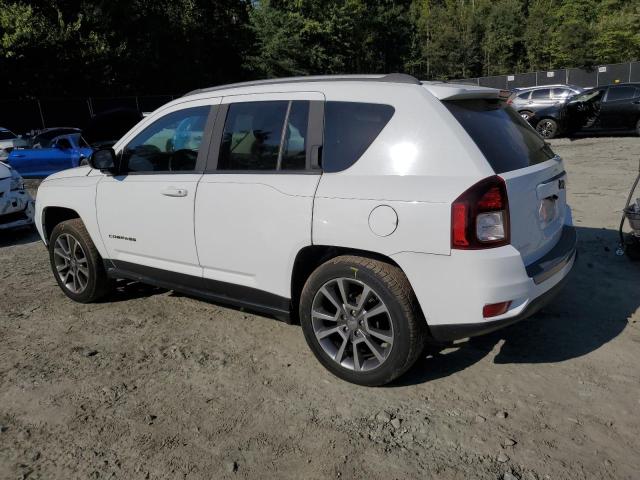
[537,120,555,138]
[311,277,394,372]
[53,233,89,294]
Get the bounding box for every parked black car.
[527,83,640,139]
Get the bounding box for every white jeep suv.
[35,74,576,386]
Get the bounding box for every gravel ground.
[1,137,639,480]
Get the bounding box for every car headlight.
[10,169,24,191]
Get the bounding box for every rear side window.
[551,88,571,99]
[0,130,15,140]
[516,91,531,100]
[606,86,638,102]
[445,99,555,174]
[531,88,550,100]
[323,102,394,173]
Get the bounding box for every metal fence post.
[36,100,46,129]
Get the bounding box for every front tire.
[299,255,426,386]
[536,118,559,139]
[49,219,111,303]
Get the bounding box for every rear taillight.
[451,176,510,249]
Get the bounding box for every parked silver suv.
[509,85,584,120]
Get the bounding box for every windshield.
[444,98,555,174]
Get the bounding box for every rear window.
[444,99,555,174]
[323,102,394,172]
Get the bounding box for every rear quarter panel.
[313,84,493,257]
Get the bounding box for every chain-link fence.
[456,61,640,90]
[0,95,175,135]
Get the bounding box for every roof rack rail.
[183,73,421,97]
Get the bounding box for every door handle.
[161,187,188,197]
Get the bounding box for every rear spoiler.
[421,82,510,101]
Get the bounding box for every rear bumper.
[429,255,573,341]
[392,225,577,342]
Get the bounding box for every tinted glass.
[551,88,570,99]
[323,102,395,173]
[0,131,15,140]
[54,137,72,149]
[445,99,555,174]
[571,89,604,103]
[531,88,551,100]
[281,101,309,170]
[35,128,79,148]
[74,134,90,148]
[218,101,288,170]
[606,86,638,102]
[516,91,531,100]
[122,106,209,173]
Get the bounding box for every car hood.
[42,165,93,182]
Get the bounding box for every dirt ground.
[1,137,639,480]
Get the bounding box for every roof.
[183,73,421,97]
[514,84,583,90]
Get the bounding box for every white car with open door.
[34,74,576,386]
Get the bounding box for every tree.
[592,0,640,63]
[523,0,556,71]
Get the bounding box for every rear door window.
[444,99,555,174]
[218,100,312,171]
[551,88,571,99]
[322,102,395,172]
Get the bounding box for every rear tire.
[299,255,427,386]
[536,118,559,139]
[49,219,111,303]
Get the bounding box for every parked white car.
[34,74,576,385]
[0,161,34,230]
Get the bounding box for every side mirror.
[89,148,118,173]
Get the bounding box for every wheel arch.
[42,206,81,244]
[289,245,418,324]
